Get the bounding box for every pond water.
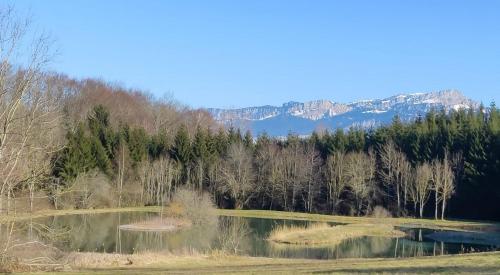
[2,212,498,260]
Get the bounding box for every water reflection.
[0,212,497,260]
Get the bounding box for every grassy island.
[268,223,406,246]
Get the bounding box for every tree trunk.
[403,185,407,210]
[7,188,11,215]
[29,183,34,213]
[441,198,447,220]
[396,184,401,214]
[434,190,439,220]
[235,199,243,210]
[0,187,3,214]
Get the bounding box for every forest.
[48,96,500,221]
[3,64,499,221]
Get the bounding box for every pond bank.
[217,209,500,232]
[2,206,499,231]
[54,251,500,274]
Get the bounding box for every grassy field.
[3,207,500,274]
[22,251,500,274]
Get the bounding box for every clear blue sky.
[5,0,500,108]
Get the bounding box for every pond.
[1,212,498,260]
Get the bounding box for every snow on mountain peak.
[206,90,478,136]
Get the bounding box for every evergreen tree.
[243,130,253,150]
[87,105,115,159]
[192,126,208,160]
[127,128,148,166]
[173,124,191,164]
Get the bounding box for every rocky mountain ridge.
[207,90,478,136]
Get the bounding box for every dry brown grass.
[118,217,191,232]
[268,223,406,246]
[53,251,500,274]
[66,251,206,269]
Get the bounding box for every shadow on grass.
[313,265,500,274]
[76,263,500,275]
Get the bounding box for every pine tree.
[127,128,148,166]
[173,125,191,164]
[244,130,253,150]
[87,105,115,159]
[193,127,208,160]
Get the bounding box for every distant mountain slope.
[207,90,478,136]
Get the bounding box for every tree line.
[52,102,500,221]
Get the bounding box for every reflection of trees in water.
[262,221,433,259]
[121,222,218,254]
[216,217,251,254]
[26,212,157,253]
[6,212,221,254]
[0,220,66,266]
[370,237,392,254]
[44,213,121,252]
[266,231,452,260]
[267,237,393,259]
[400,239,426,257]
[4,215,496,259]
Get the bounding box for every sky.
[4,0,500,108]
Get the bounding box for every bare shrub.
[58,170,114,209]
[170,188,216,225]
[370,206,392,218]
[119,182,143,207]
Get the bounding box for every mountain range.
[207,90,478,137]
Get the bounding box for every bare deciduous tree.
[115,140,129,208]
[254,142,283,210]
[301,143,320,213]
[410,163,433,218]
[140,156,180,207]
[432,153,456,220]
[0,7,62,214]
[345,151,376,216]
[379,140,411,215]
[216,143,255,209]
[324,150,347,213]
